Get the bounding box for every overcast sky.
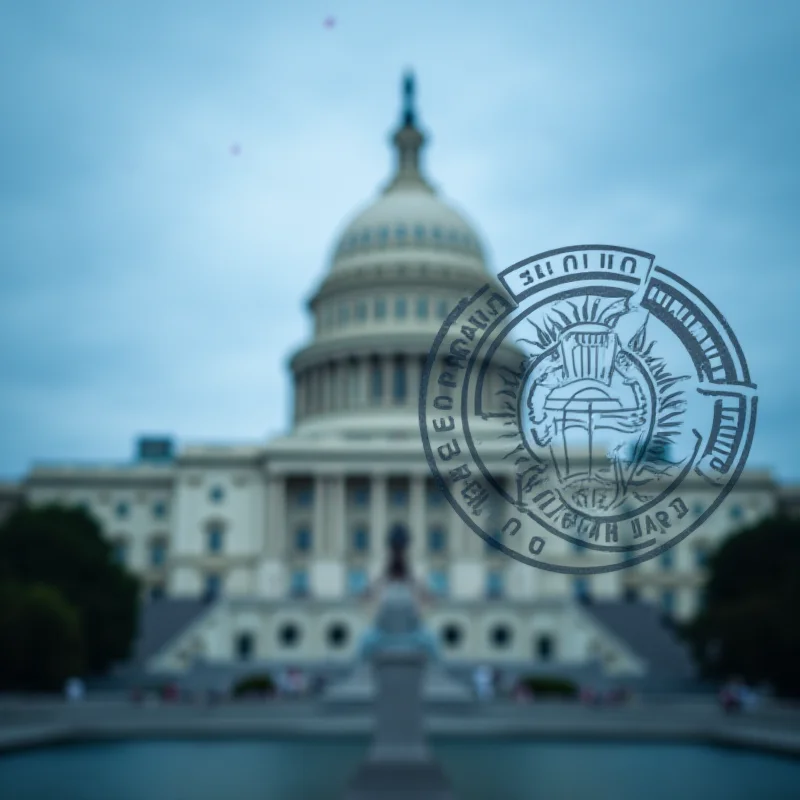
[1,0,798,482]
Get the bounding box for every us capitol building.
[8,76,789,688]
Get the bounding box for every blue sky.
[1,0,798,482]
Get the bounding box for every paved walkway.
[1,698,799,758]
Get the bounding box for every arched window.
[209,485,225,504]
[278,622,301,647]
[207,523,224,554]
[327,622,350,649]
[536,633,555,662]
[204,573,222,602]
[441,623,463,648]
[235,632,254,661]
[149,537,167,567]
[490,623,512,649]
[112,539,128,565]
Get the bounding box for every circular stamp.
[419,245,757,574]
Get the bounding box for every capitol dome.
[288,73,503,439]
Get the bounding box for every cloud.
[0,0,798,483]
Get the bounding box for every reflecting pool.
[0,739,798,800]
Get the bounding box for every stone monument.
[345,527,455,800]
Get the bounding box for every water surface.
[0,739,798,800]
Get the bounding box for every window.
[323,307,333,329]
[414,224,425,241]
[360,229,370,244]
[695,547,709,568]
[416,297,429,319]
[327,623,349,648]
[235,632,254,661]
[432,227,443,242]
[352,527,369,553]
[278,622,301,647]
[347,568,369,596]
[152,501,167,519]
[290,570,309,597]
[207,524,224,554]
[486,571,504,599]
[370,361,383,403]
[441,623,463,648]
[390,486,408,507]
[115,502,129,519]
[490,624,512,649]
[209,485,225,504]
[624,587,639,603]
[660,551,674,571]
[150,584,165,601]
[150,539,167,567]
[338,303,350,325]
[374,298,387,319]
[427,485,444,506]
[448,230,458,243]
[112,540,128,565]
[572,539,583,554]
[573,578,591,603]
[351,486,370,507]
[204,573,221,601]
[536,634,554,661]
[428,570,448,597]
[662,590,675,615]
[392,359,407,403]
[395,225,407,241]
[428,527,446,554]
[296,487,313,507]
[294,527,312,553]
[437,299,449,319]
[730,505,743,520]
[355,300,367,321]
[378,227,389,244]
[395,297,407,319]
[693,502,704,515]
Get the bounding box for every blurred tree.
[0,504,140,677]
[684,515,800,697]
[0,582,83,691]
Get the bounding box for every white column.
[370,475,388,580]
[357,358,368,408]
[257,475,287,598]
[313,475,326,554]
[407,356,421,410]
[383,357,393,408]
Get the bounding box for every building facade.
[19,77,784,684]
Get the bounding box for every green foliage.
[684,514,800,697]
[0,503,140,682]
[232,674,276,697]
[0,582,83,691]
[518,675,578,698]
